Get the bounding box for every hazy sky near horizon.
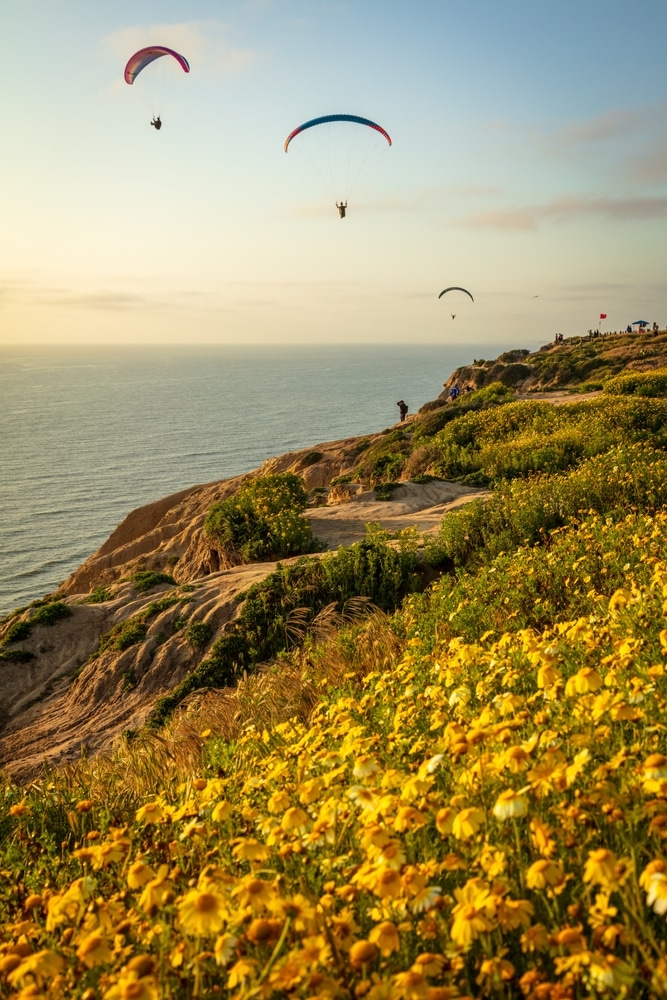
[2,0,666,348]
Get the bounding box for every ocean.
[0,343,497,616]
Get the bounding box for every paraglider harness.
[150,116,162,130]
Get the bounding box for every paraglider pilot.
[150,116,162,130]
[336,201,347,219]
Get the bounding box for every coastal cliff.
[1,330,666,781]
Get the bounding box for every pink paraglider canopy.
[124,46,190,85]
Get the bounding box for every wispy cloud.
[463,194,667,230]
[626,138,667,183]
[35,290,155,311]
[553,108,644,145]
[0,278,162,311]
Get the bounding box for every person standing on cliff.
[397,400,408,421]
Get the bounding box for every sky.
[1,0,667,348]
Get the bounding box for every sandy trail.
[308,481,489,548]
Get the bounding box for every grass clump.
[205,472,319,564]
[131,570,177,594]
[2,619,32,644]
[30,601,71,626]
[0,648,35,663]
[96,618,149,656]
[83,585,112,604]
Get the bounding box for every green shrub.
[31,602,72,626]
[131,571,176,594]
[374,482,400,501]
[3,620,32,644]
[184,620,213,649]
[301,451,323,466]
[205,473,318,563]
[143,595,180,619]
[84,586,112,604]
[424,396,667,485]
[369,453,405,484]
[96,618,148,657]
[0,648,35,663]
[121,669,137,692]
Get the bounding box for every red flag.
[599,313,607,319]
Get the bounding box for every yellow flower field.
[4,488,667,997]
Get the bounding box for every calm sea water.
[0,343,496,615]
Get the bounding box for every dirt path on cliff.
[307,480,489,547]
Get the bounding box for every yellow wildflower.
[214,933,238,966]
[525,859,565,892]
[76,931,114,969]
[231,876,276,911]
[177,887,227,937]
[452,807,485,840]
[281,807,309,832]
[565,667,603,696]
[393,968,429,1000]
[583,848,618,889]
[227,958,258,990]
[450,880,492,949]
[349,940,379,969]
[369,921,401,956]
[372,868,403,900]
[211,800,233,822]
[135,802,166,825]
[231,838,270,862]
[103,975,158,1000]
[127,861,155,890]
[493,788,528,821]
[588,953,634,992]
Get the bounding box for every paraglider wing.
[284,114,392,152]
[438,287,474,303]
[124,46,190,85]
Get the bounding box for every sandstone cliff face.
[0,425,487,783]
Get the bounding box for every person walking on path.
[397,400,408,421]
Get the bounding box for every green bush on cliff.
[96,618,149,656]
[184,620,213,649]
[131,570,176,594]
[205,472,319,563]
[150,537,419,726]
[30,601,71,626]
[3,620,32,644]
